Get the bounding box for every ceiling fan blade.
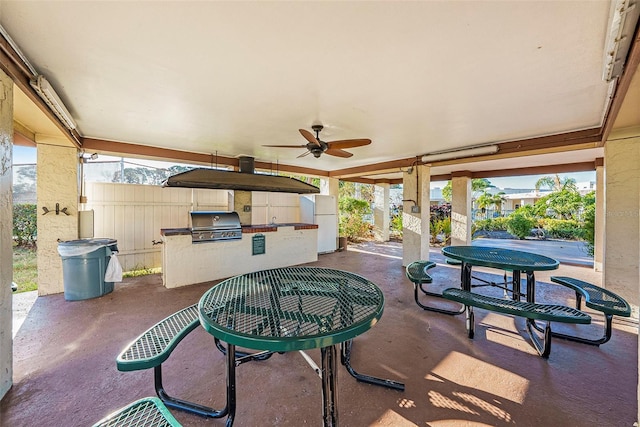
[297,150,312,158]
[326,138,372,149]
[325,148,353,158]
[299,129,321,147]
[263,144,307,148]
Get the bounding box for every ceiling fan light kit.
[263,124,371,159]
[421,145,499,163]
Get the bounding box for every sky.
[13,145,596,189]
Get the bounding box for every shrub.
[13,203,37,247]
[338,197,373,241]
[506,213,534,239]
[474,217,509,232]
[581,192,595,254]
[540,218,583,240]
[430,203,451,222]
[390,213,402,237]
[430,217,451,245]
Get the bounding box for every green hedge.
[13,204,37,247]
[540,218,583,240]
[473,217,510,232]
[506,213,535,239]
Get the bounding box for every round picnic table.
[198,266,387,427]
[442,245,559,302]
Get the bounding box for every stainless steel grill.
[190,211,242,243]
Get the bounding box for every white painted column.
[451,172,472,246]
[594,158,604,272]
[373,182,390,242]
[0,69,13,400]
[36,139,79,296]
[402,165,430,266]
[320,177,339,196]
[603,136,639,311]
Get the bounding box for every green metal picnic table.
[198,266,402,427]
[441,245,560,302]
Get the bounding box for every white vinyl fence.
[84,183,229,271]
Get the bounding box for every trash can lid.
[58,238,117,246]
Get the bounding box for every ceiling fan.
[264,125,371,158]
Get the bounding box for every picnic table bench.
[442,288,591,358]
[550,276,631,345]
[116,304,272,418]
[91,396,182,427]
[406,260,464,316]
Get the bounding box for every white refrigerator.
[300,195,338,253]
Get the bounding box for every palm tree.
[535,174,577,193]
[475,191,507,215]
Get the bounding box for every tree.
[338,196,372,240]
[339,181,374,203]
[582,191,596,254]
[442,178,494,203]
[535,174,577,193]
[112,165,192,185]
[476,191,506,211]
[533,174,582,220]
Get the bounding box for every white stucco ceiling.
[1,1,636,176]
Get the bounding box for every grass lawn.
[12,246,159,293]
[13,246,37,293]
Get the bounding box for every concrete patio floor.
[1,241,637,426]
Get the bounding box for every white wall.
[84,183,228,271]
[83,184,303,272]
[251,192,300,225]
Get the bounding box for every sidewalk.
[12,290,37,338]
[470,237,593,267]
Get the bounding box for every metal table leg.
[340,340,405,391]
[321,345,338,427]
[225,344,237,427]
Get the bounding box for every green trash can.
[58,238,119,301]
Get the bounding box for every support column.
[373,182,390,242]
[233,190,252,225]
[320,177,339,197]
[451,172,472,246]
[603,136,639,311]
[0,69,13,400]
[36,139,79,296]
[402,165,430,266]
[594,158,604,272]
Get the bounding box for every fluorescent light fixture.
[602,0,640,82]
[30,75,77,130]
[421,145,499,163]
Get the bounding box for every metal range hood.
[162,157,319,194]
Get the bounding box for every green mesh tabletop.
[442,246,559,271]
[198,267,384,352]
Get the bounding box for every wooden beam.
[82,137,329,177]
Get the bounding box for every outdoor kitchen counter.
[242,223,318,233]
[160,223,318,236]
[161,224,319,288]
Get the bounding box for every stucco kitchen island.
[161,223,319,288]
